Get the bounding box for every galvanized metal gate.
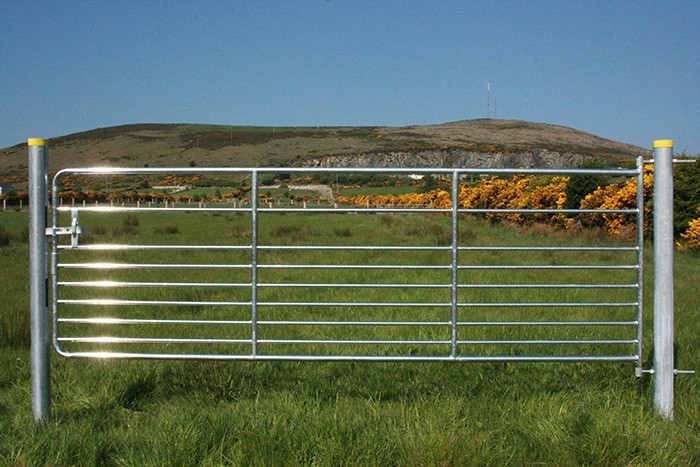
[47,165,645,367]
[28,140,684,422]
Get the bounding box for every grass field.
[136,184,418,200]
[0,209,698,465]
[338,185,418,197]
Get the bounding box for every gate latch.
[45,210,85,248]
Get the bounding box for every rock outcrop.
[289,149,590,169]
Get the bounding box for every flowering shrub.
[680,208,700,251]
[340,175,569,226]
[338,167,697,246]
[579,166,653,236]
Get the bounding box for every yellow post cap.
[652,139,674,149]
[28,138,48,146]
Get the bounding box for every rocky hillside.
[1,119,650,179]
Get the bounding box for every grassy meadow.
[0,208,698,465]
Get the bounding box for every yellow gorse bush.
[681,207,700,251]
[579,166,654,236]
[340,175,568,225]
[338,166,700,249]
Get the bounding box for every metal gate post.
[28,138,51,422]
[652,139,674,420]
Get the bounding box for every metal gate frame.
[27,139,680,421]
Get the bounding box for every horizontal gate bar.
[59,337,251,344]
[261,207,450,213]
[54,167,640,177]
[56,206,452,214]
[260,245,449,251]
[57,244,638,252]
[457,265,637,270]
[57,262,638,270]
[457,246,637,252]
[457,208,638,214]
[457,320,638,326]
[53,351,641,362]
[58,337,637,346]
[55,166,640,176]
[54,206,637,215]
[457,283,637,289]
[58,263,252,269]
[57,300,638,307]
[57,281,637,289]
[58,244,252,251]
[58,318,638,327]
[57,207,252,213]
[457,339,637,345]
[58,299,251,306]
[257,301,638,307]
[58,281,253,288]
[60,317,253,325]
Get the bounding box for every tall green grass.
[0,210,698,465]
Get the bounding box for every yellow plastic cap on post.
[27,138,48,146]
[652,139,674,149]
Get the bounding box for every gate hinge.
[640,369,695,376]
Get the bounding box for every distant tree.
[420,175,440,193]
[673,155,700,235]
[564,158,609,210]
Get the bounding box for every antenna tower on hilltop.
[486,82,491,118]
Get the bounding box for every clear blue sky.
[2,0,698,154]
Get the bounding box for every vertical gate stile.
[251,169,259,356]
[51,175,60,356]
[635,157,644,377]
[450,170,460,358]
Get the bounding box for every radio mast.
[486,82,491,118]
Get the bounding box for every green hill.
[1,119,650,179]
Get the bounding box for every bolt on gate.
[28,139,683,422]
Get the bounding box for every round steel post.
[28,138,51,422]
[652,139,674,420]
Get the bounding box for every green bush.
[564,159,610,210]
[0,225,11,247]
[123,213,140,228]
[674,157,700,235]
[155,225,180,235]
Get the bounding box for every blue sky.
[2,1,698,154]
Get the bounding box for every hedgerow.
[338,166,700,251]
